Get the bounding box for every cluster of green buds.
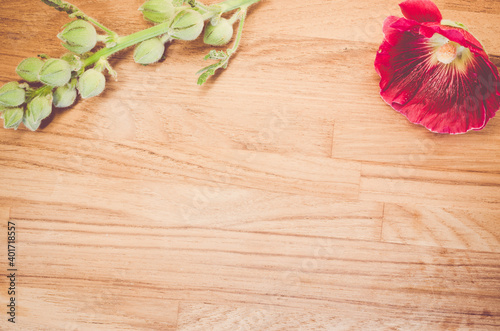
[1,19,109,131]
[134,0,206,65]
[133,0,237,65]
[1,0,261,131]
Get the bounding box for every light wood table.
[0,0,499,329]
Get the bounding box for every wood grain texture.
[0,0,499,330]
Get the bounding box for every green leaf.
[196,60,226,85]
[196,49,233,85]
[204,50,228,61]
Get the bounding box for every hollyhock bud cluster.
[0,16,113,130]
[1,0,261,131]
[132,0,237,66]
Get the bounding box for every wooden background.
[1,0,499,329]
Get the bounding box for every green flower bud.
[134,38,165,65]
[170,9,204,41]
[203,18,234,46]
[22,116,42,131]
[0,82,26,107]
[78,69,106,99]
[61,53,83,72]
[2,107,24,130]
[58,20,97,54]
[139,0,175,24]
[39,59,72,87]
[26,93,53,124]
[16,57,44,82]
[53,83,77,108]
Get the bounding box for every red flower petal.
[480,60,500,120]
[375,24,500,134]
[382,16,403,46]
[399,0,442,23]
[419,24,488,57]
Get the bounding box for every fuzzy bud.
[39,59,72,87]
[2,107,24,130]
[0,82,26,107]
[134,38,165,65]
[140,0,175,24]
[170,9,204,41]
[26,93,53,124]
[204,18,234,46]
[16,57,44,82]
[22,116,42,131]
[58,20,97,54]
[78,69,106,99]
[53,83,77,108]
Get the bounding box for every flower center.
[428,34,475,73]
[436,42,457,64]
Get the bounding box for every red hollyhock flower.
[375,0,500,134]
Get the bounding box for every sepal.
[0,82,26,107]
[39,59,72,87]
[58,20,97,54]
[134,38,165,64]
[78,69,106,99]
[2,107,24,130]
[170,9,204,41]
[16,57,44,82]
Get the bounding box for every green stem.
[228,8,247,56]
[86,17,117,38]
[26,84,53,104]
[228,9,241,24]
[83,22,170,67]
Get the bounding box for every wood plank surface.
[0,0,499,330]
